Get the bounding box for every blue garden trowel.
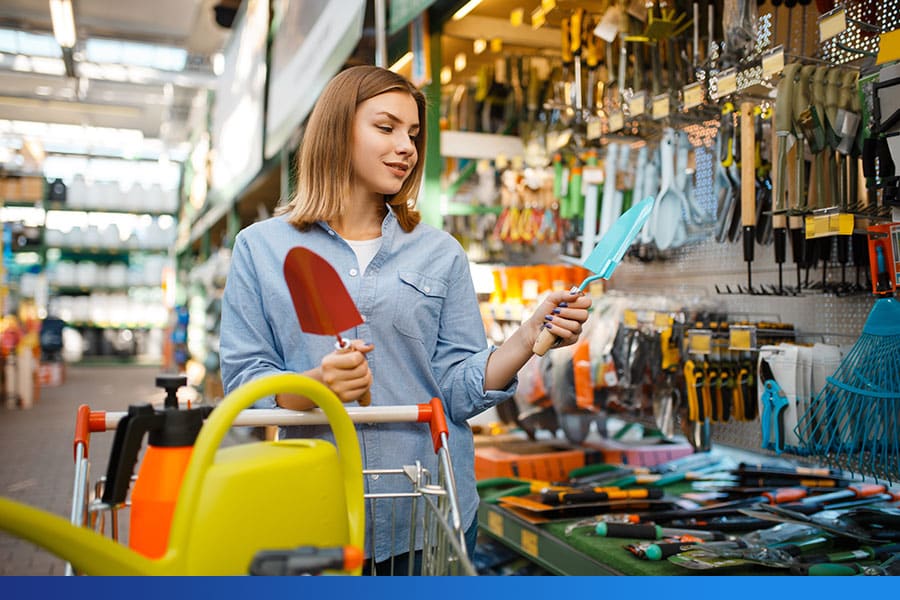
[533,196,655,356]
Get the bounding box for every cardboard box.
[582,437,695,467]
[475,440,604,481]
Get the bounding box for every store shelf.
[477,502,621,575]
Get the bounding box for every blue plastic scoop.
[533,195,655,355]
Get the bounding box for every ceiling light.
[510,9,524,27]
[212,52,225,76]
[49,0,77,49]
[454,52,467,72]
[389,52,412,73]
[452,0,483,21]
[473,39,487,55]
[440,66,452,85]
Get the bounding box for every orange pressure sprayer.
[101,375,211,558]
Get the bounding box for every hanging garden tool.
[794,296,900,482]
[740,101,758,293]
[284,246,371,406]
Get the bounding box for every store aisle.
[0,364,165,575]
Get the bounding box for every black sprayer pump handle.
[101,404,163,506]
[156,374,187,409]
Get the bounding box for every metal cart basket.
[71,395,477,576]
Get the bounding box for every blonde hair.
[278,65,425,232]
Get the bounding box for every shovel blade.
[283,247,363,337]
[581,195,655,284]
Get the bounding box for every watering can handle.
[169,373,365,570]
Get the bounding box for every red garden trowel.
[533,195,655,356]
[284,247,371,406]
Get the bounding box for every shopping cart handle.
[73,404,91,462]
[417,398,449,454]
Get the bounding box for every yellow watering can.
[0,373,365,575]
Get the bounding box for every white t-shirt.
[346,236,382,274]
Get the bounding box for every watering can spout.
[0,496,162,575]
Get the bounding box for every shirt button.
[349,268,358,276]
[423,286,431,293]
[371,474,380,481]
[328,230,335,236]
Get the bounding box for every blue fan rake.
[794,297,900,483]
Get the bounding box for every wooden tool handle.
[740,101,756,227]
[532,327,558,357]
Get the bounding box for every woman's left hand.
[528,288,592,353]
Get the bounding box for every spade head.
[283,247,363,338]
[579,195,655,289]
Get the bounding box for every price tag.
[805,215,817,238]
[729,326,756,351]
[608,110,624,132]
[628,92,646,117]
[688,330,712,355]
[521,530,539,556]
[682,82,704,109]
[587,118,602,140]
[624,309,638,328]
[654,312,671,329]
[762,46,785,78]
[652,94,670,120]
[818,7,847,42]
[487,511,504,536]
[832,213,854,235]
[715,68,737,99]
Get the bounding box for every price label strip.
[818,7,847,43]
[652,94,670,120]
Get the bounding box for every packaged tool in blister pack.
[866,222,900,296]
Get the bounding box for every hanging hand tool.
[759,359,790,453]
[810,66,831,209]
[569,8,587,148]
[740,101,757,293]
[770,100,789,294]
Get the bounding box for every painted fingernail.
[551,308,561,315]
[543,323,552,329]
[558,302,568,308]
[544,315,553,322]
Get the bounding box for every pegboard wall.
[608,232,881,468]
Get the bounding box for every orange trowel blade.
[283,247,363,337]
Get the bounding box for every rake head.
[794,298,900,482]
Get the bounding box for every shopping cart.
[66,375,476,576]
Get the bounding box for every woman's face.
[351,90,419,198]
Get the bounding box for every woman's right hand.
[320,340,374,404]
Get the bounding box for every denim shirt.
[219,209,516,561]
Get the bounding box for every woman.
[219,65,591,573]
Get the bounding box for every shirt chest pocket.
[393,271,449,344]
